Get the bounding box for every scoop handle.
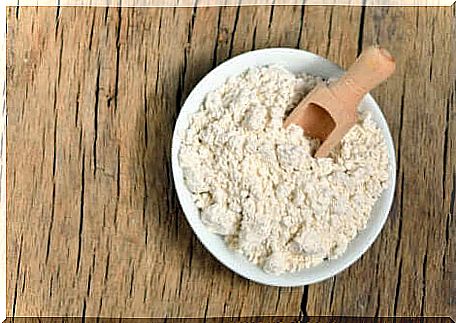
[329,46,396,108]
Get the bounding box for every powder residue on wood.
[178,66,390,274]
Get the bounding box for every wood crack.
[76,151,85,274]
[45,100,59,264]
[75,82,81,127]
[187,238,193,278]
[393,258,402,315]
[374,290,380,317]
[143,282,148,303]
[142,49,149,243]
[129,265,135,298]
[325,8,333,57]
[296,5,305,48]
[329,277,337,310]
[45,181,56,264]
[49,275,53,298]
[177,265,185,297]
[429,16,436,81]
[357,0,367,56]
[394,73,407,262]
[154,9,163,96]
[450,173,455,217]
[88,10,96,51]
[104,7,109,24]
[394,172,405,262]
[104,251,110,284]
[54,2,60,40]
[82,299,87,318]
[86,272,92,298]
[203,295,210,321]
[97,297,103,317]
[228,4,241,58]
[57,32,64,87]
[251,25,257,51]
[274,288,282,313]
[301,285,309,320]
[396,72,407,174]
[212,7,223,67]
[443,84,454,202]
[93,60,101,176]
[175,8,194,109]
[442,209,452,270]
[12,235,23,317]
[268,1,276,30]
[420,251,428,316]
[114,7,122,109]
[113,149,121,229]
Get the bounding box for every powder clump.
[179,65,390,274]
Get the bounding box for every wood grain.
[6,5,455,318]
[304,5,456,319]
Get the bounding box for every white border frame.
[4,0,456,6]
[1,0,454,320]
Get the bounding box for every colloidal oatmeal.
[178,66,389,274]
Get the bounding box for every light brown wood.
[6,4,455,319]
[304,5,455,319]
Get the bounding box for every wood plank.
[304,6,455,318]
[6,6,304,318]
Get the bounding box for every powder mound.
[178,65,390,274]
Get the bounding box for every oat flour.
[178,66,389,274]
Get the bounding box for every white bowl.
[171,48,396,286]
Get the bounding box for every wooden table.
[6,4,455,319]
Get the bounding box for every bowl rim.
[171,47,397,286]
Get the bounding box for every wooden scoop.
[284,46,396,158]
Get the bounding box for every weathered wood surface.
[6,5,455,318]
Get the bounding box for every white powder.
[178,65,390,274]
